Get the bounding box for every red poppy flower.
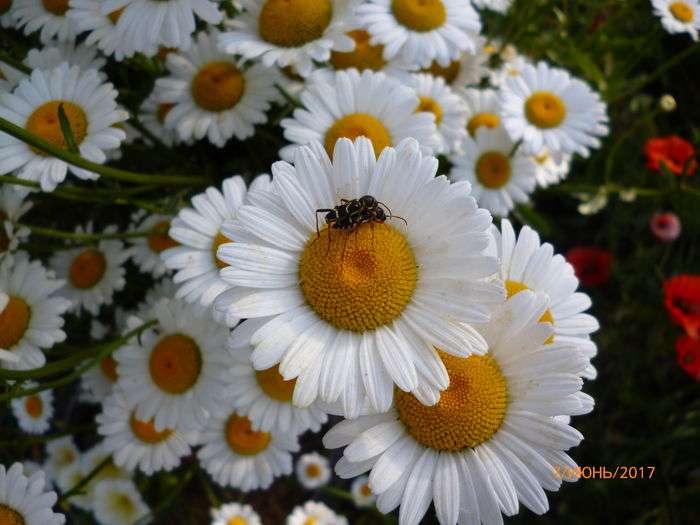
[676,335,700,381]
[664,275,700,338]
[644,136,697,175]
[565,246,613,287]
[650,212,681,242]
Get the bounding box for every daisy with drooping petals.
[218,0,355,77]
[11,382,54,434]
[1,252,71,370]
[355,0,481,68]
[286,501,348,525]
[154,30,282,147]
[0,64,128,191]
[24,41,106,76]
[324,291,590,525]
[532,148,571,188]
[137,91,182,147]
[296,452,331,489]
[489,219,600,379]
[460,88,502,139]
[280,69,439,160]
[652,0,700,40]
[45,436,80,482]
[12,0,79,42]
[197,408,299,490]
[0,463,65,525]
[226,319,329,435]
[351,475,376,508]
[450,127,537,217]
[162,175,271,309]
[211,503,262,525]
[410,73,468,154]
[215,137,503,417]
[127,213,177,278]
[49,225,128,316]
[92,479,149,525]
[97,389,198,475]
[101,0,222,54]
[473,0,513,13]
[500,61,609,156]
[0,186,31,262]
[114,297,230,431]
[67,0,137,61]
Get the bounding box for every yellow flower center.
[0,505,25,525]
[360,483,372,497]
[534,152,549,164]
[0,0,12,15]
[670,2,694,22]
[191,62,245,112]
[106,493,137,520]
[0,296,31,349]
[421,60,460,83]
[475,151,511,189]
[24,395,43,419]
[330,30,386,71]
[149,334,202,395]
[225,414,271,455]
[395,352,508,451]
[25,101,88,155]
[505,280,554,343]
[69,249,107,289]
[41,0,68,15]
[258,0,333,47]
[57,448,76,467]
[324,113,392,158]
[305,463,321,478]
[299,223,417,332]
[392,0,446,32]
[156,103,175,124]
[0,211,8,252]
[228,518,248,525]
[416,96,443,125]
[525,92,566,129]
[99,355,119,383]
[107,6,125,24]
[303,519,317,525]
[129,411,173,444]
[212,231,233,270]
[147,220,179,254]
[255,365,296,402]
[467,112,500,137]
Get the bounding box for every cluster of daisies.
[1,0,607,524]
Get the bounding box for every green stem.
[18,223,151,241]
[545,182,700,198]
[58,456,111,503]
[0,116,208,187]
[135,465,195,525]
[275,83,302,108]
[0,425,95,447]
[0,50,32,75]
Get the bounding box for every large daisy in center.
[215,137,503,417]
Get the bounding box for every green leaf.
[57,103,80,155]
[514,203,552,237]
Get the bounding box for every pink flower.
[650,212,681,242]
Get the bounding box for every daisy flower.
[410,73,468,154]
[279,69,439,161]
[49,225,128,316]
[154,29,282,147]
[1,252,71,370]
[473,0,514,13]
[286,501,347,525]
[532,148,571,188]
[197,408,299,490]
[488,50,533,88]
[226,319,329,435]
[489,219,600,379]
[24,41,106,76]
[67,0,137,61]
[211,503,262,525]
[351,475,376,508]
[100,0,222,54]
[97,389,198,475]
[296,452,331,489]
[45,436,80,482]
[55,463,91,511]
[450,127,537,217]
[324,290,589,525]
[137,91,181,147]
[80,352,119,404]
[77,443,130,499]
[355,0,481,68]
[0,64,128,192]
[92,479,149,525]
[127,213,177,278]
[499,61,609,156]
[1,0,15,27]
[0,463,65,525]
[0,61,25,92]
[217,0,356,77]
[162,174,271,309]
[11,382,54,434]
[133,278,178,321]
[413,36,490,89]
[12,0,79,42]
[460,88,502,139]
[215,137,503,416]
[0,186,31,262]
[652,0,700,40]
[114,297,230,431]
